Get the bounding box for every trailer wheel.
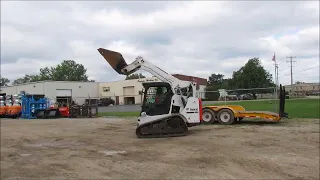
[217,109,235,125]
[202,108,215,124]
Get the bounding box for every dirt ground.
[1,117,319,180]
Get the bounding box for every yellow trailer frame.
[200,84,288,125]
[201,105,281,125]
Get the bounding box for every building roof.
[284,82,320,87]
[1,73,208,88]
[172,74,207,85]
[0,80,99,88]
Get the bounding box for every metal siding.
[1,82,45,95]
[172,74,207,85]
[43,81,99,105]
[56,89,72,96]
[0,86,18,95]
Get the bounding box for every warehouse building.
[284,82,320,97]
[99,74,207,105]
[0,81,100,105]
[0,74,207,106]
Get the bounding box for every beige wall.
[100,77,161,105]
[284,83,320,92]
[100,77,207,104]
[284,82,320,97]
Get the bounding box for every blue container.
[21,94,48,119]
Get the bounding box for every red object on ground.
[198,98,203,122]
[59,107,69,117]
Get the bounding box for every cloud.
[1,1,319,86]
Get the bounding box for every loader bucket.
[97,48,128,75]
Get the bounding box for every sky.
[1,1,319,86]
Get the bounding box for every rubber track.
[136,115,188,138]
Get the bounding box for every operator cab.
[141,82,173,116]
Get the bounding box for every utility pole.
[272,53,278,98]
[286,56,296,87]
[274,62,279,87]
[276,63,279,86]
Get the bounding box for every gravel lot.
[1,117,319,179]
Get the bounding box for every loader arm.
[97,48,196,97]
[98,48,202,138]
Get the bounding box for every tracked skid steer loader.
[97,48,203,138]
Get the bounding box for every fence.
[47,96,102,107]
[199,87,281,113]
[44,87,286,116]
[200,87,277,101]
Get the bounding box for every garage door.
[123,86,134,95]
[56,89,72,96]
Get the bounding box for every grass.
[206,98,319,119]
[97,98,319,119]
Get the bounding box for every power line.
[286,56,296,88]
[296,65,320,73]
[278,65,320,78]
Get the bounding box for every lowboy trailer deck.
[201,84,288,125]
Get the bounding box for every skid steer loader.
[97,48,203,138]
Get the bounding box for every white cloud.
[1,1,319,86]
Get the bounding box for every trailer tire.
[217,109,235,125]
[201,108,216,124]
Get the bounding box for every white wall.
[0,81,99,105]
[197,85,206,99]
[1,79,206,105]
[0,82,45,95]
[43,81,100,104]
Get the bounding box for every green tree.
[230,58,274,88]
[125,73,146,80]
[48,60,91,81]
[205,73,230,100]
[229,57,275,98]
[12,74,41,85]
[0,77,10,86]
[204,83,221,100]
[13,60,94,85]
[204,58,274,100]
[208,73,225,85]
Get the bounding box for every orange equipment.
[6,106,22,119]
[0,106,7,118]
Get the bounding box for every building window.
[103,87,110,92]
